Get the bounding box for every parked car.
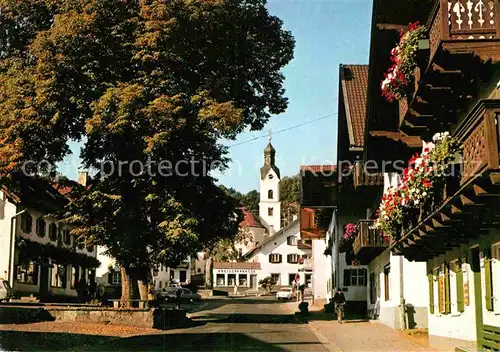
[0,280,12,302]
[178,288,202,302]
[276,287,294,300]
[156,287,178,300]
[159,288,201,303]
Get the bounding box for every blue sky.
[58,0,373,193]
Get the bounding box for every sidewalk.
[308,319,455,352]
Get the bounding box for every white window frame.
[112,271,122,285]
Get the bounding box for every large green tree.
[280,174,301,218]
[0,0,294,303]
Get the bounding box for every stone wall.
[0,306,189,330]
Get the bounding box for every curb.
[307,322,344,352]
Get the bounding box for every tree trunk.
[136,267,150,302]
[205,256,212,288]
[120,266,133,308]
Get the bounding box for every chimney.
[77,170,88,187]
[268,225,275,236]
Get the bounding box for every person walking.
[333,288,346,323]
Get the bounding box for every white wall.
[368,249,428,329]
[428,260,477,342]
[337,252,368,301]
[0,194,17,281]
[5,206,97,297]
[252,221,309,286]
[312,238,331,302]
[235,227,267,256]
[336,213,368,302]
[259,168,281,232]
[96,246,115,279]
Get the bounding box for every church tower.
[259,134,281,233]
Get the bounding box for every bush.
[259,276,275,292]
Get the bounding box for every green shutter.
[428,273,434,314]
[445,266,451,314]
[343,269,351,287]
[485,258,494,311]
[456,268,464,313]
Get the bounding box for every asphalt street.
[83,296,331,351]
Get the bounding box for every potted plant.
[381,22,427,102]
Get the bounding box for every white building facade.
[0,175,99,300]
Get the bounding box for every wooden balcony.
[353,220,389,265]
[353,162,384,189]
[300,207,333,239]
[392,99,500,261]
[399,0,500,136]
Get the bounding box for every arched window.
[268,189,273,199]
[268,207,273,216]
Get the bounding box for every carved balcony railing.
[353,220,389,265]
[429,0,500,60]
[353,162,384,189]
[392,99,500,261]
[398,0,500,134]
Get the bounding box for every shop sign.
[214,269,258,274]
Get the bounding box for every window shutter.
[445,266,451,314]
[269,254,273,263]
[343,269,351,287]
[108,270,114,284]
[287,254,291,263]
[428,274,434,314]
[456,268,464,313]
[485,258,494,311]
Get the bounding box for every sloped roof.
[239,208,264,228]
[243,219,299,259]
[300,165,337,173]
[2,173,69,213]
[340,64,369,149]
[260,164,280,180]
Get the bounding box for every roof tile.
[239,208,264,228]
[341,64,369,148]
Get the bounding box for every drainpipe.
[399,255,407,329]
[8,209,27,284]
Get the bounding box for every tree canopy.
[280,174,300,217]
[0,0,294,281]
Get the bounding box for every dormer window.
[268,174,274,179]
[268,207,273,216]
[268,190,273,199]
[287,236,297,246]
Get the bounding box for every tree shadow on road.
[193,313,307,325]
[75,332,293,351]
[0,330,116,351]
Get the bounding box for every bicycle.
[335,302,345,324]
